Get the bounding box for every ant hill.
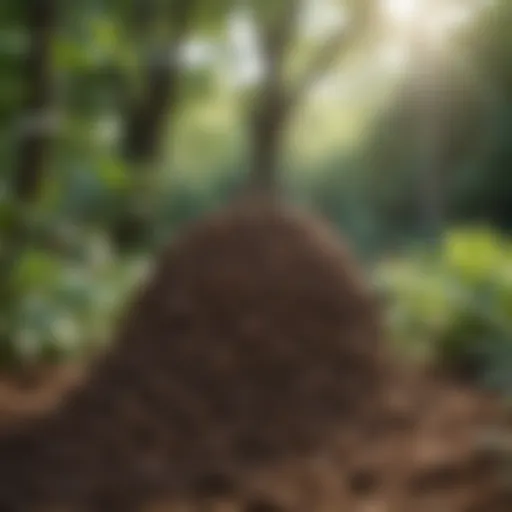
[0,199,385,510]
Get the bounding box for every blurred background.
[0,0,511,394]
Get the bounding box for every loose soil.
[0,199,509,511]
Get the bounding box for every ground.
[0,363,510,512]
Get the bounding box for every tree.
[15,0,57,202]
[245,0,376,193]
[355,17,494,240]
[122,0,197,166]
[452,0,512,227]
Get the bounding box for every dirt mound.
[0,200,384,510]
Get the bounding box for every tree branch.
[290,26,355,106]
[289,1,375,106]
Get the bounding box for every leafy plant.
[375,227,512,391]
[0,227,148,367]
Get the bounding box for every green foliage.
[0,230,147,367]
[0,0,512,375]
[376,228,512,391]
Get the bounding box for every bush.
[0,228,147,367]
[375,227,512,391]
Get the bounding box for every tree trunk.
[123,55,180,164]
[113,1,194,249]
[122,1,193,165]
[249,94,288,193]
[15,0,57,202]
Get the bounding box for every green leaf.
[11,251,61,292]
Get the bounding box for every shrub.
[0,228,147,367]
[375,227,512,391]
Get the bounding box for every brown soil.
[0,366,508,512]
[0,199,509,511]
